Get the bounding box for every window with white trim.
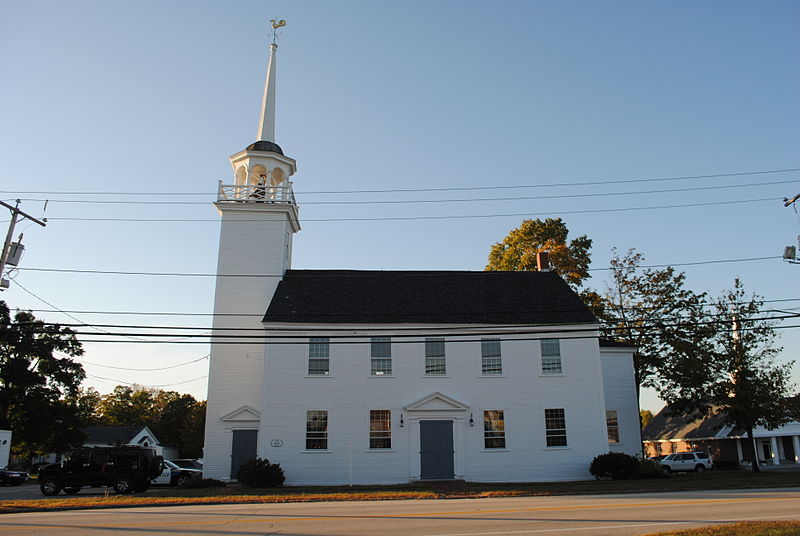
[306,410,328,449]
[545,408,567,447]
[606,410,620,443]
[483,410,506,448]
[481,338,502,375]
[540,338,562,374]
[370,337,392,375]
[308,337,330,375]
[369,410,391,449]
[425,338,446,375]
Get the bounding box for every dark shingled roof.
[85,426,151,446]
[245,140,284,155]
[263,270,597,324]
[599,338,636,349]
[641,407,731,441]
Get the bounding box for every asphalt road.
[1,487,800,535]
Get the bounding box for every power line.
[77,355,209,372]
[13,255,782,278]
[27,311,800,334]
[2,166,798,196]
[20,312,798,344]
[18,296,800,318]
[14,179,798,206]
[10,276,148,341]
[36,323,800,345]
[86,373,208,388]
[41,196,782,222]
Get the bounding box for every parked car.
[169,458,203,471]
[38,446,163,495]
[660,451,713,474]
[152,460,202,487]
[0,467,29,486]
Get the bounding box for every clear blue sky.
[1,0,798,413]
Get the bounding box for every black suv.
[39,446,163,495]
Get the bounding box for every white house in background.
[202,35,641,485]
[34,426,178,465]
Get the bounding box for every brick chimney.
[536,251,550,272]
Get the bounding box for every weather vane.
[270,18,286,44]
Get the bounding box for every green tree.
[598,248,707,397]
[96,385,157,427]
[97,385,205,458]
[658,279,798,472]
[0,301,89,458]
[486,218,593,289]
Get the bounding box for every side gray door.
[420,420,454,480]
[230,429,258,479]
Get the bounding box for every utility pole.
[783,193,800,263]
[0,199,47,290]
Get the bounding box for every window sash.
[541,357,562,374]
[369,410,391,449]
[540,339,560,357]
[545,408,567,447]
[308,358,330,375]
[541,339,562,374]
[309,337,330,358]
[308,337,330,375]
[425,338,446,375]
[481,339,502,375]
[606,410,620,443]
[483,410,506,449]
[306,410,328,450]
[371,337,392,375]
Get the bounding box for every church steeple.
[257,41,278,143]
[222,19,297,205]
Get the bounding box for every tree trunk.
[747,428,760,472]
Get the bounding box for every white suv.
[660,452,713,474]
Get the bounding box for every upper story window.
[606,410,620,443]
[425,338,446,375]
[483,410,506,448]
[369,410,391,449]
[306,410,328,450]
[481,338,502,375]
[371,337,392,375]
[545,408,567,447]
[540,338,562,374]
[308,337,330,375]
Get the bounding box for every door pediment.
[405,392,469,413]
[221,405,261,422]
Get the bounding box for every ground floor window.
[306,410,328,449]
[483,410,506,448]
[606,410,619,443]
[545,408,567,447]
[369,410,391,449]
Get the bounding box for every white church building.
[203,34,641,485]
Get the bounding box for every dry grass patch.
[643,521,800,535]
[0,490,436,514]
[2,470,798,515]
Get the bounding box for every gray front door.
[420,420,454,480]
[231,429,258,479]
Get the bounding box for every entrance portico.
[404,392,470,481]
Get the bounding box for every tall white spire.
[257,41,278,142]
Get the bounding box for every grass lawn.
[643,521,800,535]
[2,469,798,514]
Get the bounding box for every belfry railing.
[217,182,296,204]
